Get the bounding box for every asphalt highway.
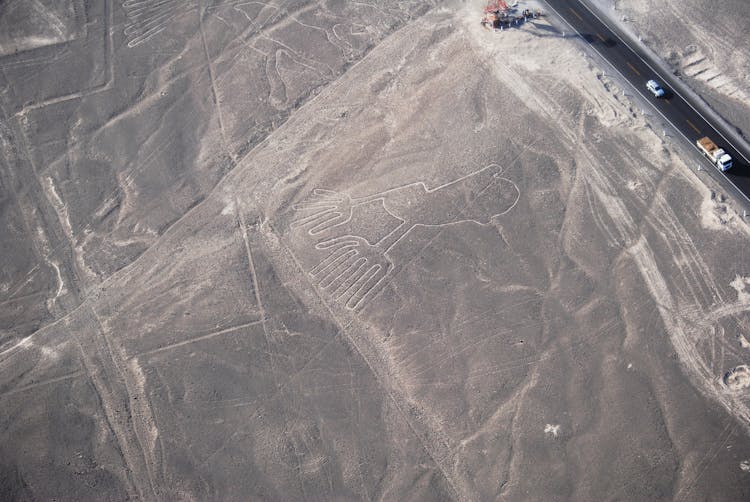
[541,0,750,205]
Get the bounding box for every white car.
[646,79,665,98]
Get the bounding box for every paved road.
[541,0,750,204]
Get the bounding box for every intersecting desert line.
[1,0,750,499]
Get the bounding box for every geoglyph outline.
[291,163,520,310]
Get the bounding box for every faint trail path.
[1,0,442,353]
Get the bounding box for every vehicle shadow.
[581,33,616,47]
[529,21,560,34]
[726,162,750,178]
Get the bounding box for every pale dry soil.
[1,0,750,500]
[595,0,750,139]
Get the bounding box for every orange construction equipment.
[481,1,541,30]
[481,0,509,29]
[483,0,509,13]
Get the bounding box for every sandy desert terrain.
[1,0,750,499]
[592,0,750,141]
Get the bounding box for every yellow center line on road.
[686,119,701,134]
[569,7,583,21]
[596,33,606,42]
[626,62,641,76]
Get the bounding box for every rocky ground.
[591,0,750,141]
[1,0,750,500]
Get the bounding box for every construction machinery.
[481,1,540,30]
[484,0,510,15]
[481,0,509,29]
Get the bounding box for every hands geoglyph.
[291,165,520,310]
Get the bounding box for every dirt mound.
[723,365,750,392]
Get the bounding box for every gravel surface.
[1,1,749,499]
[590,0,750,140]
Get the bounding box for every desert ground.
[592,0,750,141]
[1,0,750,500]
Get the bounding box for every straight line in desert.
[0,0,441,349]
[269,225,465,500]
[0,370,84,398]
[199,2,235,165]
[237,201,282,391]
[133,319,265,358]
